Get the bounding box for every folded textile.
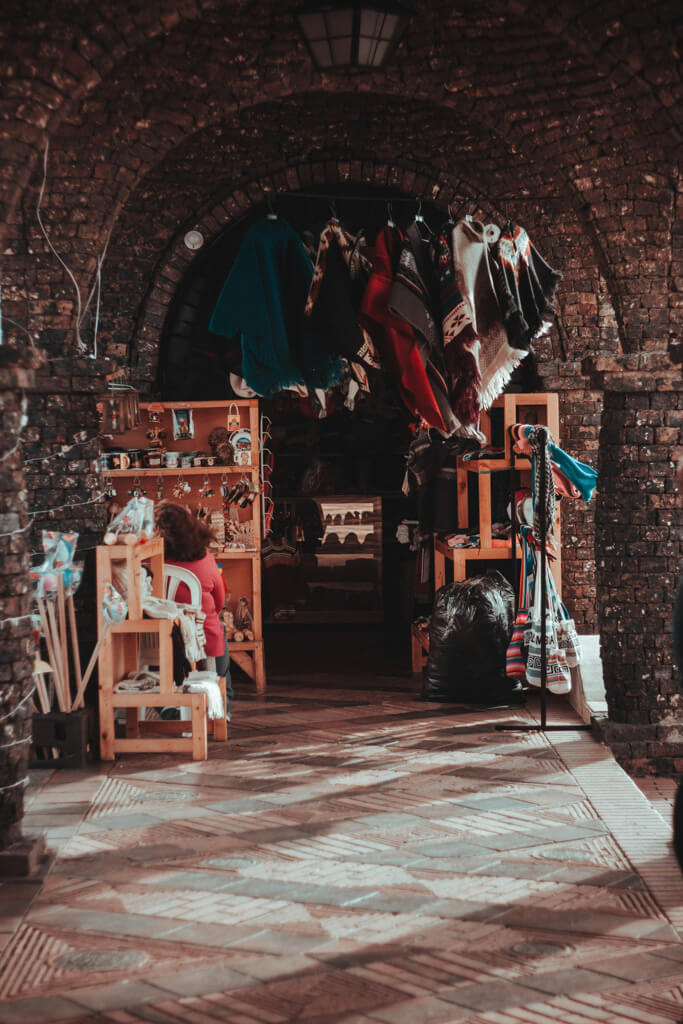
[115,670,160,692]
[182,671,225,719]
[452,219,528,411]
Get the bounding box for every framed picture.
[172,408,194,440]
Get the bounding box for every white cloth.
[142,595,207,664]
[182,671,224,719]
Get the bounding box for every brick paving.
[1,686,682,1023]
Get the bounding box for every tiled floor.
[2,686,683,1023]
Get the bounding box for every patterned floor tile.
[1,686,681,1023]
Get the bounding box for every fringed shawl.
[451,219,528,411]
[209,218,341,396]
[436,229,485,442]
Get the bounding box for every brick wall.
[590,356,683,774]
[0,348,41,849]
[0,0,680,823]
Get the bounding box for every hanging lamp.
[295,2,412,69]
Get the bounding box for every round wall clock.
[184,229,204,251]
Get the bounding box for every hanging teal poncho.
[209,218,342,396]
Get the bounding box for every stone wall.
[592,355,682,774]
[0,0,680,836]
[0,348,41,849]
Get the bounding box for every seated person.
[154,501,231,695]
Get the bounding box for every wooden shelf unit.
[95,540,228,761]
[103,400,266,692]
[435,392,561,595]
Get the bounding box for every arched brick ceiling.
[5,1,678,358]
[4,0,680,209]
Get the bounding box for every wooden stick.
[57,576,70,704]
[67,595,83,702]
[47,601,69,711]
[34,671,51,713]
[37,600,62,711]
[72,625,110,710]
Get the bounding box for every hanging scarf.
[527,425,555,542]
[436,229,485,442]
[492,225,562,349]
[389,223,457,435]
[451,219,528,411]
[511,424,598,503]
[360,225,446,431]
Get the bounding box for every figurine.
[234,596,254,640]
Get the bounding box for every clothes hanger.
[329,200,339,224]
[266,196,277,221]
[447,202,456,226]
[414,198,433,241]
[386,201,396,228]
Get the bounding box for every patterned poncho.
[388,222,457,435]
[360,225,446,431]
[451,218,528,411]
[491,225,563,350]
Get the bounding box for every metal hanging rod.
[259,191,559,206]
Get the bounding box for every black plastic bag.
[421,570,517,703]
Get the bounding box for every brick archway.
[127,156,599,387]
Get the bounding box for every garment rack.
[498,429,590,734]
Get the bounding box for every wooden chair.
[97,542,227,761]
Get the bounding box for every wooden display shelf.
[460,458,530,472]
[108,466,252,477]
[440,392,562,597]
[103,399,266,693]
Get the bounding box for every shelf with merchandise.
[107,465,253,477]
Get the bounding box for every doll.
[234,596,254,641]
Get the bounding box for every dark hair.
[154,501,215,561]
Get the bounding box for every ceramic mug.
[164,451,180,468]
[144,451,163,468]
[180,454,194,468]
[110,451,130,470]
[100,453,112,471]
[129,449,143,469]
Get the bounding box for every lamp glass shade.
[310,37,333,66]
[298,3,408,69]
[326,8,353,34]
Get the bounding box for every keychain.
[156,474,165,501]
[129,475,146,497]
[220,473,230,499]
[199,473,215,498]
[172,472,191,499]
[103,473,117,499]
